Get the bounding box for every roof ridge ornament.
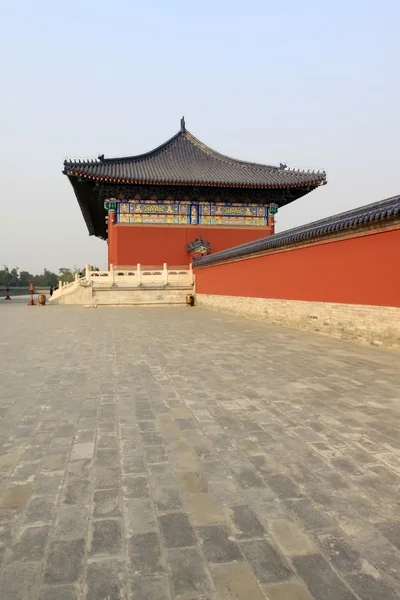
[180,116,186,131]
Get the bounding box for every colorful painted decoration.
[268,204,278,216]
[114,200,272,227]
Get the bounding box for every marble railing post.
[110,264,115,285]
[137,264,142,286]
[85,264,91,282]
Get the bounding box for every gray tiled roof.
[64,125,326,189]
[194,194,400,267]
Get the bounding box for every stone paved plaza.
[0,302,400,600]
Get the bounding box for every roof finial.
[180,116,186,131]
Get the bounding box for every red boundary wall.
[108,224,272,268]
[194,227,400,308]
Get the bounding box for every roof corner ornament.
[187,236,210,256]
[180,116,186,131]
[279,163,287,170]
[98,154,105,162]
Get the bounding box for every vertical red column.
[268,204,278,235]
[106,201,117,269]
[269,215,275,234]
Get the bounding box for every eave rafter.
[68,169,326,190]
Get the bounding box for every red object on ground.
[28,283,36,306]
[4,287,11,300]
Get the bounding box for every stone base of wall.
[92,287,189,306]
[195,294,400,351]
[53,284,191,307]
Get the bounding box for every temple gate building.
[64,118,326,268]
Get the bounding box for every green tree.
[58,268,75,283]
[0,265,85,287]
[0,266,19,286]
[19,270,34,286]
[44,269,58,287]
[33,269,58,287]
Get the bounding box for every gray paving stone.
[346,572,400,600]
[240,538,293,583]
[293,553,358,600]
[139,420,159,432]
[130,574,171,600]
[67,458,92,479]
[178,469,208,493]
[75,430,95,443]
[93,489,121,518]
[360,538,400,586]
[263,581,313,600]
[330,456,365,476]
[142,432,164,446]
[10,460,41,483]
[208,478,243,506]
[90,519,122,555]
[269,519,316,556]
[97,434,118,448]
[0,482,33,508]
[1,305,400,600]
[129,531,166,574]
[230,465,266,489]
[136,409,155,419]
[10,524,50,561]
[55,506,89,541]
[159,512,196,548]
[223,504,266,539]
[185,492,225,525]
[44,539,85,584]
[99,422,117,433]
[0,561,42,600]
[316,532,362,573]
[61,478,92,505]
[93,466,120,490]
[86,558,125,600]
[378,521,400,550]
[369,464,400,484]
[168,546,212,596]
[123,476,150,499]
[34,472,64,495]
[154,485,183,512]
[211,561,265,600]
[70,442,95,460]
[124,498,157,534]
[42,451,69,471]
[266,474,304,499]
[197,523,242,563]
[145,445,168,464]
[177,417,198,430]
[24,495,56,524]
[95,448,119,468]
[39,585,79,600]
[285,498,333,531]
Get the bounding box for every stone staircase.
[50,265,194,307]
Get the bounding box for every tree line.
[0,266,93,288]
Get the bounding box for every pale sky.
[1,0,399,273]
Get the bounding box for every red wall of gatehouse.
[194,228,400,308]
[108,224,273,268]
